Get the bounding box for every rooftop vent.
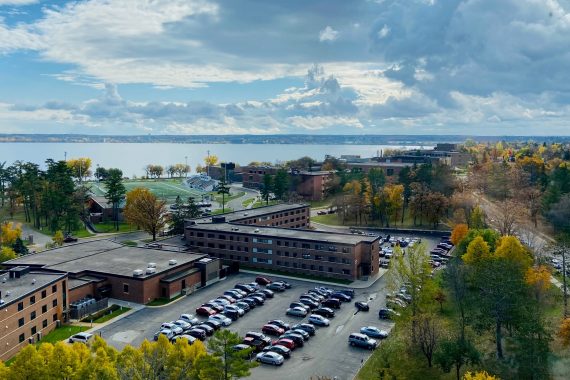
[31,279,36,285]
[168,259,177,265]
[243,213,248,216]
[147,262,156,268]
[254,228,260,233]
[133,269,144,277]
[5,291,10,297]
[1,278,6,283]
[146,267,157,274]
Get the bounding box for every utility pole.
[207,150,210,177]
[185,156,188,178]
[562,243,568,318]
[64,151,67,161]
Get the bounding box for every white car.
[173,320,192,331]
[209,314,232,326]
[256,351,284,366]
[68,332,93,344]
[179,314,199,325]
[224,305,245,316]
[172,334,197,345]
[308,314,330,326]
[160,323,183,335]
[154,329,174,341]
[360,326,389,339]
[286,306,308,317]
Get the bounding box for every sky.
[0,0,570,136]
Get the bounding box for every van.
[322,298,341,309]
[348,333,377,349]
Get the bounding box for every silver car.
[286,306,308,317]
[256,351,284,366]
[179,313,199,325]
[209,314,232,326]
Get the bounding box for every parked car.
[290,302,310,311]
[273,338,296,350]
[187,328,207,341]
[179,314,199,325]
[292,323,316,336]
[193,324,214,336]
[360,326,389,339]
[202,320,222,331]
[232,344,255,359]
[63,233,78,243]
[202,302,224,312]
[274,280,292,289]
[268,319,290,331]
[245,331,272,345]
[256,351,284,366]
[219,295,236,304]
[160,323,183,335]
[224,305,245,317]
[262,344,291,359]
[196,306,216,317]
[313,307,335,318]
[251,291,267,300]
[259,289,275,298]
[331,292,351,302]
[247,282,261,291]
[262,324,285,336]
[255,276,272,285]
[209,314,232,326]
[348,333,377,349]
[280,332,304,347]
[299,298,319,309]
[236,301,251,313]
[242,337,269,352]
[211,298,230,306]
[322,298,341,309]
[153,329,174,341]
[222,310,240,321]
[267,283,286,292]
[302,292,323,302]
[231,288,247,297]
[354,301,370,311]
[338,289,355,298]
[241,298,258,308]
[378,308,399,320]
[69,332,94,344]
[249,295,265,305]
[235,283,255,293]
[224,290,243,300]
[286,306,308,317]
[172,320,192,332]
[291,328,310,340]
[308,314,330,326]
[172,334,197,345]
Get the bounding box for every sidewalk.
[73,299,145,335]
[239,268,387,289]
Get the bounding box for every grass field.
[40,325,88,344]
[87,179,204,203]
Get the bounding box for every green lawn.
[212,208,234,215]
[213,191,245,204]
[312,210,448,230]
[240,266,353,285]
[92,306,131,323]
[122,240,138,247]
[87,179,204,203]
[40,325,88,344]
[241,198,256,208]
[253,200,279,208]
[147,294,184,306]
[308,199,332,208]
[92,221,138,233]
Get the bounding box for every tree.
[0,246,16,262]
[260,174,273,205]
[494,236,533,269]
[273,169,289,200]
[462,371,499,380]
[207,330,257,380]
[462,236,490,265]
[104,169,126,231]
[95,166,109,181]
[217,179,231,213]
[415,313,443,367]
[52,230,64,247]
[66,157,92,182]
[11,237,28,255]
[525,265,551,303]
[469,206,486,229]
[435,337,480,380]
[451,224,469,246]
[559,318,570,346]
[171,197,201,235]
[124,188,167,241]
[0,222,22,246]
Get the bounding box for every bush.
[81,304,121,322]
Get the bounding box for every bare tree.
[495,199,522,236]
[414,313,444,368]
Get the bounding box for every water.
[0,143,430,177]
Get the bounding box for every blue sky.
[0,0,569,135]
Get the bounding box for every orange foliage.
[559,318,570,347]
[451,223,469,245]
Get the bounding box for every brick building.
[184,203,380,281]
[0,267,67,361]
[4,240,219,305]
[293,171,334,201]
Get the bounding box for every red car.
[196,306,216,317]
[273,338,295,350]
[262,324,285,336]
[255,276,272,285]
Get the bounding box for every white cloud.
[0,0,37,5]
[319,26,339,42]
[288,116,363,130]
[377,24,390,38]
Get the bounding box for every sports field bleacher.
[87,179,205,203]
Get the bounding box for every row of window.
[18,315,56,343]
[16,284,58,311]
[17,300,57,327]
[274,261,351,275]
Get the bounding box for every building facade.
[0,267,68,361]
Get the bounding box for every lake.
[0,143,431,177]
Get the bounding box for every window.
[197,232,204,238]
[328,256,337,262]
[252,247,272,254]
[18,302,23,311]
[284,252,289,257]
[319,266,324,271]
[315,244,325,250]
[292,252,298,258]
[218,234,226,240]
[207,233,214,239]
[276,251,281,256]
[315,255,323,260]
[53,314,57,322]
[30,311,36,320]
[244,237,249,242]
[302,253,311,259]
[285,262,290,267]
[42,305,47,314]
[31,326,36,335]
[302,243,310,249]
[41,290,47,299]
[342,258,350,264]
[244,247,249,252]
[301,264,306,269]
[253,238,272,244]
[310,265,315,270]
[18,317,24,327]
[123,284,129,293]
[230,236,234,241]
[218,244,226,249]
[293,263,298,268]
[19,334,25,343]
[342,269,351,275]
[328,267,333,272]
[208,243,215,248]
[53,298,58,307]
[277,260,281,265]
[189,232,194,236]
[284,241,289,247]
[42,319,48,328]
[52,285,57,293]
[277,241,281,246]
[29,296,36,305]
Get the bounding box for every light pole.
[185,156,188,178]
[207,150,210,177]
[64,151,67,161]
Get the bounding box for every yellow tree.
[494,236,532,269]
[204,155,219,176]
[0,221,22,246]
[52,230,65,247]
[0,247,16,262]
[462,236,490,265]
[385,184,404,226]
[124,188,167,241]
[451,224,469,246]
[559,318,570,346]
[463,371,500,380]
[67,157,92,181]
[9,344,47,380]
[525,265,551,302]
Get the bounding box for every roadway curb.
[78,307,143,337]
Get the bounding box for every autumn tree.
[124,188,167,241]
[463,371,499,380]
[66,157,92,182]
[207,330,257,380]
[451,224,469,246]
[462,236,490,265]
[559,318,570,346]
[469,206,486,229]
[525,265,551,303]
[0,246,16,263]
[52,230,64,247]
[0,222,22,246]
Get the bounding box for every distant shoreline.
[0,134,566,144]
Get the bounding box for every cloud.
[319,26,339,42]
[288,115,363,130]
[0,0,37,5]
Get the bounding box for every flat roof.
[345,162,414,168]
[186,223,379,245]
[5,240,207,279]
[0,271,66,307]
[188,203,309,224]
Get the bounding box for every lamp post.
[185,156,188,178]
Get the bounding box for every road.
[96,273,392,380]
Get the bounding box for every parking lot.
[96,234,441,380]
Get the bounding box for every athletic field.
[87,179,205,203]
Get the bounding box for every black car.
[355,301,370,311]
[241,298,257,308]
[262,345,291,359]
[193,324,214,336]
[291,323,316,336]
[63,233,78,243]
[299,298,319,309]
[236,301,251,312]
[322,298,341,309]
[331,292,351,302]
[313,307,335,318]
[223,310,240,321]
[338,289,355,298]
[268,319,290,331]
[245,331,272,345]
[378,308,399,320]
[259,289,275,298]
[280,333,304,347]
[187,328,206,340]
[235,283,255,293]
[251,292,267,300]
[202,320,222,330]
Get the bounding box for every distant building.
[86,195,124,223]
[241,165,278,190]
[186,174,218,191]
[0,267,67,361]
